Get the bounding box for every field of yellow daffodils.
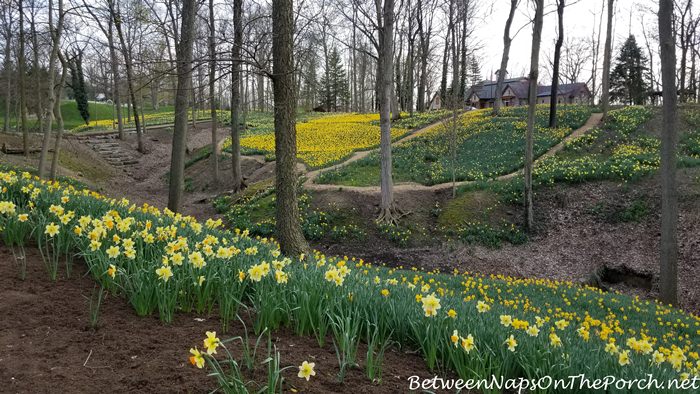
[221,111,450,168]
[1,169,698,391]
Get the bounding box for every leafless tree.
[493,0,518,115]
[272,0,309,255]
[167,0,197,212]
[600,0,614,119]
[377,0,399,223]
[38,0,66,179]
[524,0,544,231]
[230,0,246,192]
[659,0,678,305]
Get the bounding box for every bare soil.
[0,244,444,393]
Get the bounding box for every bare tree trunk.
[208,0,219,185]
[50,51,68,180]
[272,0,308,255]
[38,0,64,179]
[658,0,678,305]
[30,6,43,148]
[416,0,430,112]
[257,73,264,111]
[18,0,28,157]
[591,0,604,105]
[108,18,124,140]
[230,0,245,192]
[439,1,452,103]
[548,0,564,128]
[524,0,544,231]
[167,0,197,212]
[2,7,10,133]
[458,0,468,99]
[494,0,518,115]
[377,0,398,223]
[600,0,614,119]
[449,2,460,197]
[112,0,144,153]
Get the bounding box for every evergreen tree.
[70,52,90,124]
[319,47,350,111]
[467,54,481,88]
[610,35,649,105]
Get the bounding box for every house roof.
[537,82,590,98]
[467,78,590,101]
[468,78,529,101]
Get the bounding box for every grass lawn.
[0,100,184,133]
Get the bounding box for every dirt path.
[304,112,604,194]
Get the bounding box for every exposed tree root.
[376,204,407,226]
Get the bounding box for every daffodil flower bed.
[1,169,699,389]
[221,111,451,169]
[533,106,664,184]
[316,105,593,186]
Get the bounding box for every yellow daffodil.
[505,335,517,352]
[461,334,475,353]
[618,350,631,366]
[297,361,316,381]
[203,331,220,355]
[549,333,562,347]
[107,264,117,279]
[476,300,490,313]
[156,265,173,282]
[500,315,513,327]
[189,347,205,369]
[450,330,459,347]
[106,245,120,259]
[44,222,60,237]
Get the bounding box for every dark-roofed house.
[464,77,591,109]
[536,83,591,105]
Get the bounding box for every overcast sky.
[472,0,663,84]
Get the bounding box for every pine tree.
[610,35,649,105]
[319,47,350,111]
[467,55,481,88]
[70,52,90,124]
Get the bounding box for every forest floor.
[1,111,699,316]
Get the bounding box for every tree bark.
[50,51,68,180]
[18,0,28,157]
[439,0,453,104]
[600,0,614,119]
[415,0,431,112]
[658,0,678,306]
[38,0,64,179]
[493,0,518,115]
[230,0,245,192]
[524,0,544,232]
[108,18,124,140]
[272,0,308,255]
[112,0,144,152]
[167,0,197,212]
[548,0,564,128]
[377,0,398,222]
[208,0,219,185]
